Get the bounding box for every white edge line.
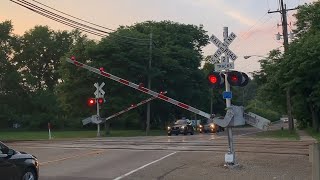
[113,151,177,180]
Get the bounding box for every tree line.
[0,20,230,130]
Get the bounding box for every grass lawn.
[306,128,320,142]
[254,129,299,140]
[0,130,166,141]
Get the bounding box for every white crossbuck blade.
[67,58,269,130]
[210,32,238,64]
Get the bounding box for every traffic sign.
[210,32,238,63]
[223,91,232,99]
[214,62,234,71]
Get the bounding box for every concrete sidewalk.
[297,130,317,142]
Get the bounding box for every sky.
[0,0,316,74]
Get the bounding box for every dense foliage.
[253,1,320,131]
[0,20,225,130]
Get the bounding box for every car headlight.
[167,126,171,130]
[181,126,185,129]
[210,124,215,128]
[199,125,203,128]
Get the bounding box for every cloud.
[193,0,257,26]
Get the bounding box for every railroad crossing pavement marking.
[113,151,177,180]
[39,149,105,166]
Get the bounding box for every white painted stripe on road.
[113,151,177,180]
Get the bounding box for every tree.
[253,1,320,131]
[284,31,320,131]
[86,21,210,130]
[13,26,73,91]
[0,21,26,128]
[56,30,97,128]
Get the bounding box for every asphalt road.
[7,126,314,180]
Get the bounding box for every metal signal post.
[223,27,236,166]
[94,82,105,137]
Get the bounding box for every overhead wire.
[13,0,110,35]
[10,0,106,37]
[11,0,150,42]
[233,12,271,51]
[235,15,274,53]
[31,0,116,32]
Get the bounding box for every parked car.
[0,141,39,180]
[167,119,194,136]
[199,119,224,133]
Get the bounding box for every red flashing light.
[230,75,238,82]
[208,75,218,84]
[88,98,96,106]
[207,71,224,89]
[99,67,104,71]
[98,98,104,105]
[71,56,75,60]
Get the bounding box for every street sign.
[210,32,238,63]
[94,82,105,98]
[223,91,232,99]
[215,62,234,71]
[244,112,271,130]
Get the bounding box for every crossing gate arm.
[66,57,211,119]
[106,92,167,121]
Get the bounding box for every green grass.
[254,129,299,140]
[0,130,166,141]
[306,128,320,142]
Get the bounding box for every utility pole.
[146,32,153,136]
[268,0,299,132]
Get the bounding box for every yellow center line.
[39,149,105,166]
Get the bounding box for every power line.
[233,13,271,50]
[31,0,116,32]
[235,15,274,53]
[10,0,106,37]
[15,0,111,35]
[11,0,150,42]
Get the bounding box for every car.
[198,119,224,133]
[0,141,39,180]
[280,116,288,123]
[167,119,194,136]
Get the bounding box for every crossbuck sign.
[210,32,238,71]
[94,82,105,98]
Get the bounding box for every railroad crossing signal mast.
[208,27,247,166]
